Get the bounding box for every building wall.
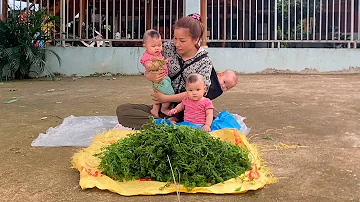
[45,47,360,76]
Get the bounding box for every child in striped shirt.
[168,73,214,132]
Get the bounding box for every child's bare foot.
[168,117,178,124]
[161,108,170,116]
[150,109,159,118]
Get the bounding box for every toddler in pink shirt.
[168,73,214,132]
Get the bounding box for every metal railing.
[53,0,185,45]
[4,0,184,45]
[205,0,360,48]
[4,0,360,48]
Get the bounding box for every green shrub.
[0,9,61,81]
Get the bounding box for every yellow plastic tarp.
[72,128,276,196]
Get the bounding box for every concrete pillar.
[184,0,200,16]
[200,0,207,47]
[146,0,151,30]
[185,0,208,47]
[79,0,86,37]
[1,0,8,21]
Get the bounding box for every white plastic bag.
[232,113,251,135]
[32,114,250,147]
[31,116,122,147]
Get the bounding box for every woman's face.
[173,28,199,56]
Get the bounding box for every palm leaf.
[1,63,14,80]
[39,59,56,80]
[2,47,21,73]
[45,48,62,68]
[24,45,37,64]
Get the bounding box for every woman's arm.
[152,90,187,103]
[166,92,187,102]
[141,54,166,82]
[145,69,166,83]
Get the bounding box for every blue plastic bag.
[155,110,241,132]
[155,119,203,129]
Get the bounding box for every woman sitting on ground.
[116,13,231,129]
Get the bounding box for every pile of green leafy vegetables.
[94,118,252,191]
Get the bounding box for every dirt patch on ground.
[0,75,359,202]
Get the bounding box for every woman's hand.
[152,89,169,103]
[145,69,166,83]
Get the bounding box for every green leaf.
[235,186,242,192]
[263,136,276,141]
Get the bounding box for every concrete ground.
[0,75,359,202]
